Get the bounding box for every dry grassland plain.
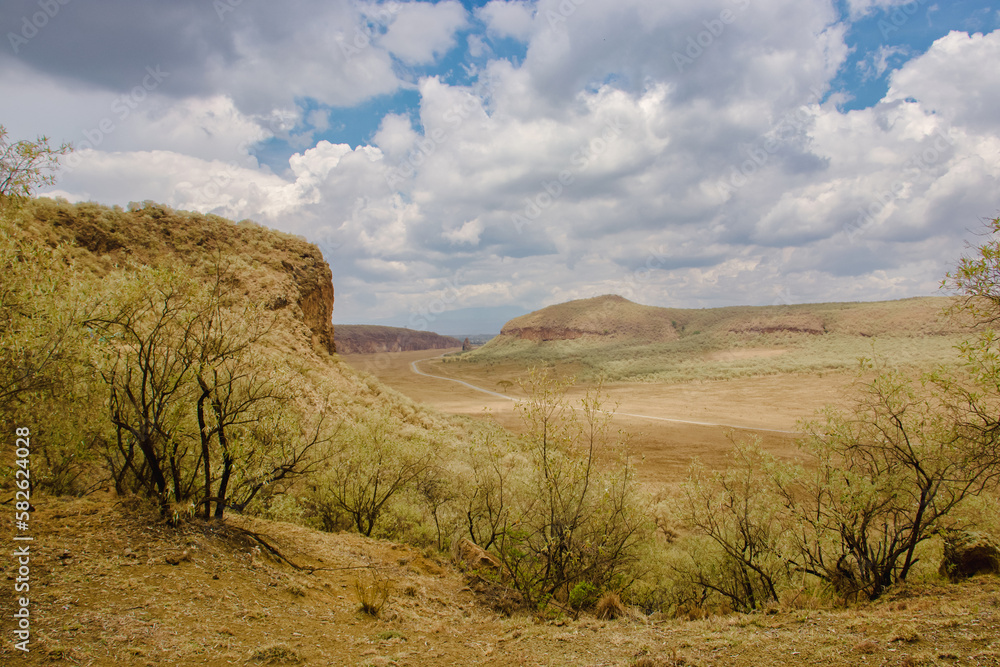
[340,347,861,483]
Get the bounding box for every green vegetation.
[0,124,70,207]
[660,218,1000,610]
[0,133,455,528]
[485,370,649,608]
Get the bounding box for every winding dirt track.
[342,348,853,483]
[409,353,800,435]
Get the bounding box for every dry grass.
[888,622,922,643]
[596,591,628,620]
[354,569,394,617]
[249,643,305,664]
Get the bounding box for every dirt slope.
[3,495,1000,666]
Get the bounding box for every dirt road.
[340,348,854,483]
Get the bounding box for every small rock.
[58,550,72,560]
[452,538,502,575]
[940,529,1000,581]
[165,549,191,566]
[124,548,138,559]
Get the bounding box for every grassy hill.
[336,324,462,354]
[2,196,469,500]
[19,197,338,355]
[454,294,971,382]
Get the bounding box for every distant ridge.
[455,294,970,383]
[336,325,462,354]
[496,294,962,344]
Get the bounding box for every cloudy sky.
[2,0,999,334]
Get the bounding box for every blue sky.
[830,1,999,109]
[2,0,999,334]
[265,1,1000,166]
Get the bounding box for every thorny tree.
[777,360,1000,600]
[679,441,790,612]
[88,263,326,519]
[318,410,434,537]
[494,369,648,606]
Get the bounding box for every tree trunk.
[196,381,212,520]
[212,398,231,520]
[215,452,232,520]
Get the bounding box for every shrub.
[249,643,304,664]
[569,581,599,613]
[676,440,791,612]
[490,370,651,608]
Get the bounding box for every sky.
[1,0,999,335]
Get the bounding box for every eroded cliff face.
[500,326,588,342]
[334,325,461,354]
[280,255,336,355]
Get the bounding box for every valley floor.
[340,349,857,482]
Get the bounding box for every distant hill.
[336,325,462,354]
[455,294,972,383]
[499,294,964,342]
[501,294,680,342]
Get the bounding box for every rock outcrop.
[452,538,502,575]
[279,255,336,354]
[23,198,337,354]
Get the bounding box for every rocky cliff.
[22,198,336,354]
